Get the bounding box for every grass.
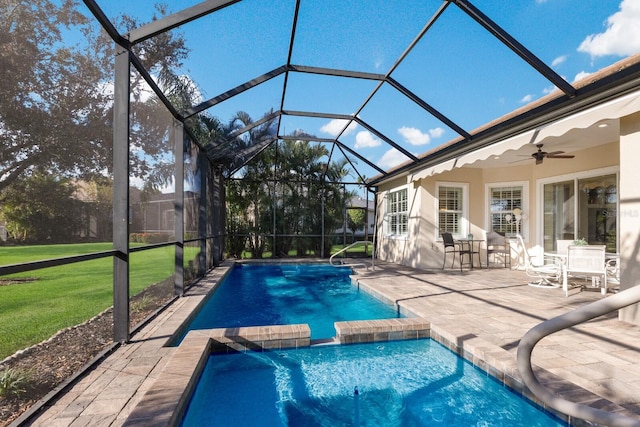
[0,243,200,360]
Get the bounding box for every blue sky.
[92,0,640,179]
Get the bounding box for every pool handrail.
[517,284,640,427]
[330,240,375,270]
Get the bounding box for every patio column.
[174,121,185,296]
[113,44,130,343]
[209,164,224,266]
[619,111,640,325]
[198,151,207,274]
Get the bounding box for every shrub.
[0,368,28,398]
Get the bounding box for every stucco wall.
[619,112,640,324]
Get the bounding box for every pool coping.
[121,262,629,427]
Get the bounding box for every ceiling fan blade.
[545,150,565,156]
[546,154,575,159]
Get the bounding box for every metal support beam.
[288,65,385,81]
[129,53,182,119]
[227,110,281,140]
[386,77,471,140]
[332,2,450,142]
[281,110,353,121]
[227,137,277,177]
[276,0,302,140]
[174,121,185,296]
[184,66,288,118]
[128,0,241,44]
[451,0,576,97]
[112,44,131,343]
[355,118,418,162]
[334,140,388,176]
[82,0,129,47]
[278,134,336,143]
[211,165,224,265]
[198,150,207,274]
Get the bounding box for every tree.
[0,173,84,243]
[0,1,189,193]
[347,208,366,241]
[225,125,356,258]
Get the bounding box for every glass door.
[543,180,574,252]
[542,173,617,253]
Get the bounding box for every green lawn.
[0,243,188,360]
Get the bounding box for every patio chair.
[556,239,573,256]
[515,235,562,288]
[485,230,511,268]
[441,232,471,271]
[606,255,620,289]
[563,244,607,297]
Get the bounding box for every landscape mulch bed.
[0,278,175,426]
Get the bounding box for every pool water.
[180,263,400,340]
[180,339,565,426]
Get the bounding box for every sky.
[88,0,640,180]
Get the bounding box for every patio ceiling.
[84,0,640,186]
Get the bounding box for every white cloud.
[520,94,534,103]
[551,55,567,67]
[429,127,445,138]
[320,118,358,137]
[573,71,592,82]
[377,148,407,169]
[578,0,640,57]
[398,126,430,145]
[354,131,381,149]
[397,126,445,146]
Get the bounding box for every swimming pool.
[178,263,400,340]
[180,339,565,426]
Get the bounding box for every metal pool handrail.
[330,240,375,270]
[517,284,640,427]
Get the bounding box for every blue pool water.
[180,263,400,340]
[180,339,565,426]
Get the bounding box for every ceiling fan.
[528,143,575,165]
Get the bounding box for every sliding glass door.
[542,173,617,252]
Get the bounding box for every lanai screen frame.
[78,0,640,343]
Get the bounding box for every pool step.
[335,318,430,344]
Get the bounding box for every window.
[437,183,467,237]
[488,184,525,237]
[386,188,408,235]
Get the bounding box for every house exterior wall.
[619,111,640,324]
[376,176,416,267]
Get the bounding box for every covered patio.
[23,262,640,426]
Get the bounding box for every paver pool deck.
[21,260,640,426]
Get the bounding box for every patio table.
[456,239,484,269]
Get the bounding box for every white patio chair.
[515,235,562,288]
[563,245,607,297]
[606,256,620,288]
[556,239,573,256]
